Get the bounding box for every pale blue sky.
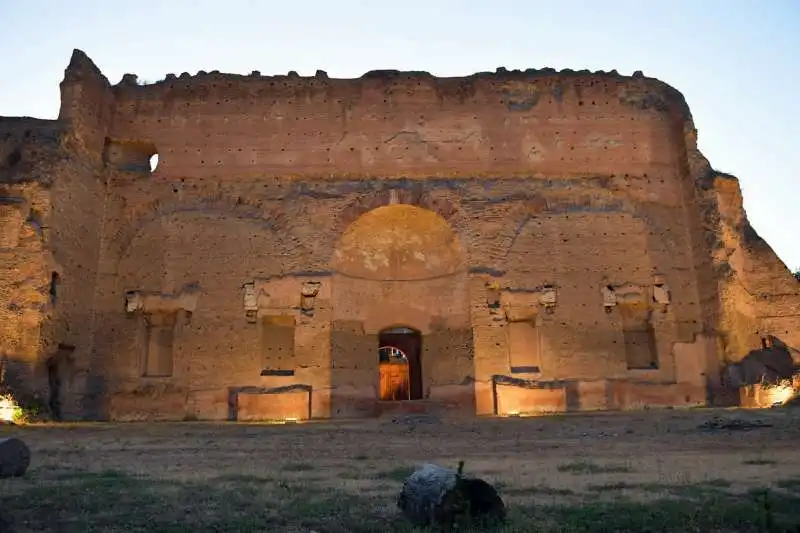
[0,0,797,270]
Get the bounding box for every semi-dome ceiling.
[332,204,465,281]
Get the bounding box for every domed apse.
[332,204,465,281]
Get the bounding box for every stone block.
[609,381,701,410]
[494,383,567,415]
[236,388,311,421]
[473,381,495,416]
[427,384,475,414]
[187,388,230,420]
[574,380,611,411]
[0,437,31,478]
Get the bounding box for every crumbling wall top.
[0,117,67,186]
[109,63,693,124]
[62,49,110,86]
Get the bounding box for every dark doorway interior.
[46,344,74,421]
[378,327,422,401]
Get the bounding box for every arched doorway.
[378,327,422,401]
[328,203,473,418]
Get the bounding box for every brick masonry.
[0,50,797,420]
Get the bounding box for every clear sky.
[0,0,797,270]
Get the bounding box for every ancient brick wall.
[695,170,800,364]
[0,119,57,401]
[88,64,717,420]
[59,50,116,160]
[3,49,797,420]
[94,183,707,418]
[0,111,107,418]
[107,68,685,182]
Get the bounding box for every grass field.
[2,408,800,532]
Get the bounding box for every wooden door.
[379,361,410,401]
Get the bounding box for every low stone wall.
[235,386,312,421]
[105,378,710,421]
[492,378,706,416]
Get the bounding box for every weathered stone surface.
[397,463,506,528]
[0,437,31,477]
[235,387,311,421]
[0,48,798,420]
[494,379,568,415]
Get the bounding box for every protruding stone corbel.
[652,274,671,312]
[497,284,558,322]
[125,291,141,313]
[243,280,277,322]
[124,284,200,325]
[243,282,259,323]
[300,281,321,317]
[602,281,648,314]
[538,285,557,314]
[602,285,617,313]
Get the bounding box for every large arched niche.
[331,204,466,281]
[328,204,475,418]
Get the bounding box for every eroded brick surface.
[1,50,797,420]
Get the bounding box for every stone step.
[376,400,437,417]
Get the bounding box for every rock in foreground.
[397,462,505,528]
[0,437,31,478]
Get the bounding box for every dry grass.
[1,408,800,532]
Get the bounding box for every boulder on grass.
[397,462,505,529]
[0,437,31,478]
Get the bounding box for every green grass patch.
[556,460,634,475]
[586,479,733,500]
[776,477,800,493]
[280,462,315,472]
[2,469,800,532]
[374,466,417,482]
[502,485,576,497]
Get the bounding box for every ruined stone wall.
[694,168,800,364]
[95,181,706,419]
[107,69,686,181]
[0,49,114,418]
[50,52,115,418]
[6,49,797,420]
[94,183,309,419]
[59,50,116,161]
[0,119,59,401]
[88,66,720,419]
[0,111,108,418]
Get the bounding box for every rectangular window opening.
[507,319,542,374]
[260,315,296,375]
[143,312,177,377]
[624,324,659,370]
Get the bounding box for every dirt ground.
[2,407,800,532]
